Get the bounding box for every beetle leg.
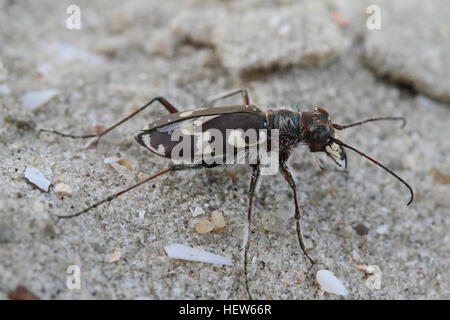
[207,89,250,106]
[244,164,260,300]
[279,163,315,268]
[51,164,203,219]
[38,96,178,141]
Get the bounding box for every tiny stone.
[91,124,106,135]
[353,223,369,236]
[431,167,450,185]
[211,210,225,232]
[195,220,213,234]
[365,266,382,290]
[376,225,389,235]
[138,172,146,181]
[117,159,132,169]
[54,183,73,197]
[192,206,205,217]
[109,250,122,263]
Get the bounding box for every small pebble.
[91,124,106,135]
[109,250,122,263]
[24,167,51,192]
[54,183,72,197]
[192,206,205,217]
[104,156,132,171]
[8,285,39,300]
[356,265,382,290]
[211,210,225,231]
[376,225,389,234]
[316,270,349,296]
[195,220,213,234]
[353,223,369,236]
[431,167,450,184]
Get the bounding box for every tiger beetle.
[39,89,414,299]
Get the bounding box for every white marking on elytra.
[155,144,166,155]
[147,136,166,155]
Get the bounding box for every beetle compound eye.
[309,125,329,143]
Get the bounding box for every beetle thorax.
[272,110,302,150]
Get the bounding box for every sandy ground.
[0,0,449,299]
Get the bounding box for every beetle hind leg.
[38,96,179,141]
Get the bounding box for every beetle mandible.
[39,89,414,299]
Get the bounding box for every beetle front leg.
[244,164,260,300]
[279,162,315,268]
[207,89,250,106]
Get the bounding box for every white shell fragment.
[164,243,233,266]
[316,270,349,296]
[356,265,382,290]
[21,89,58,111]
[192,206,205,217]
[54,183,73,197]
[24,167,51,192]
[195,220,213,234]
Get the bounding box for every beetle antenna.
[331,138,414,206]
[333,117,406,130]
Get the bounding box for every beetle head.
[305,107,346,166]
